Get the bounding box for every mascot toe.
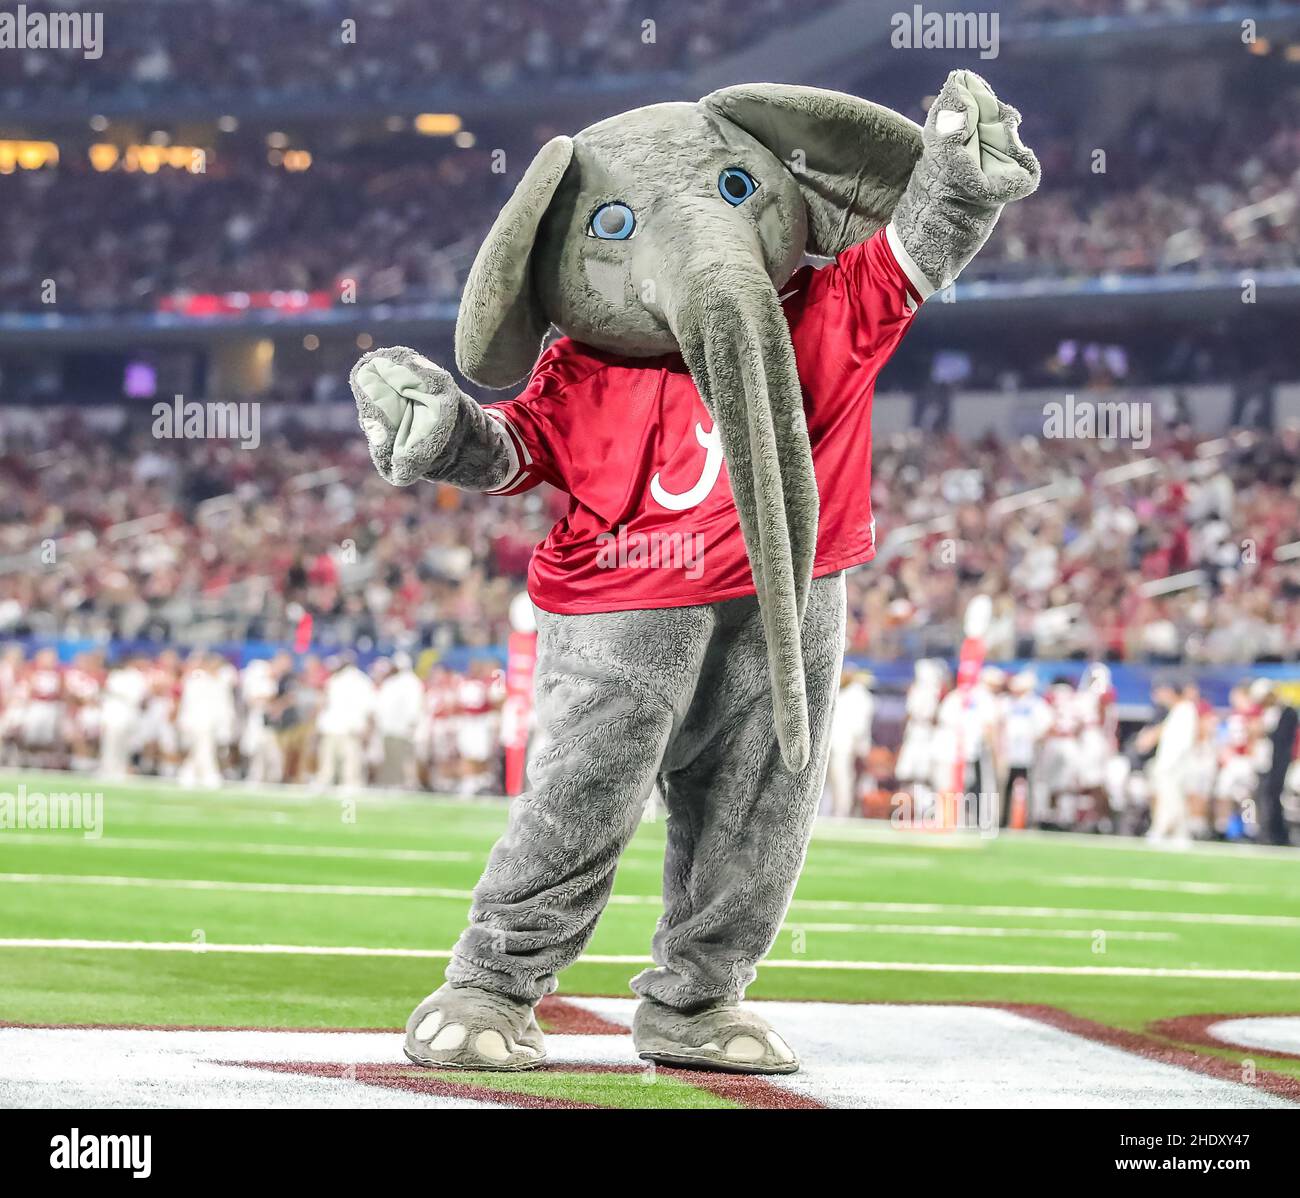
[404,984,546,1071]
[634,998,799,1074]
[353,69,1038,1074]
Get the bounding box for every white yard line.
[4,872,1297,928]
[779,897,1300,928]
[5,831,1283,894]
[786,923,1177,941]
[1050,874,1284,896]
[0,836,473,863]
[0,873,476,900]
[0,937,1295,981]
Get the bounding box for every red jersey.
[457,677,492,717]
[486,227,923,614]
[64,667,103,704]
[24,665,62,702]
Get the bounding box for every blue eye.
[719,167,757,205]
[589,202,635,240]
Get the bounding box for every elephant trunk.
[647,203,819,772]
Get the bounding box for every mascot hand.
[922,69,1039,207]
[350,346,518,492]
[892,70,1040,291]
[350,346,463,486]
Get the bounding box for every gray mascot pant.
[446,572,845,1011]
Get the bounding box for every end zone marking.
[2,938,1298,981]
[1150,1013,1300,1062]
[4,1002,1292,1109]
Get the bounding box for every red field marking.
[1148,1012,1300,1064]
[536,995,629,1035]
[993,1003,1300,1102]
[238,1060,823,1109]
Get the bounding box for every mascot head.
[454,87,922,770]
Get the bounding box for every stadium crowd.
[0,92,1294,317]
[986,99,1300,279]
[4,0,1268,108]
[2,412,1297,664]
[0,148,500,314]
[0,0,837,105]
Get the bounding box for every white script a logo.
[649,421,723,512]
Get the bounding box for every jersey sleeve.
[482,370,567,496]
[834,224,935,358]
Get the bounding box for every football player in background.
[896,658,946,811]
[1074,663,1118,833]
[827,669,874,818]
[1000,670,1051,827]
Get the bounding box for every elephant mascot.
[351,69,1038,1073]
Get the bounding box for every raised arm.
[890,70,1040,294]
[350,345,514,491]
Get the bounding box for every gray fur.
[700,83,922,257]
[456,136,574,388]
[447,572,845,1007]
[350,346,512,490]
[633,999,799,1073]
[405,982,546,1070]
[891,69,1040,291]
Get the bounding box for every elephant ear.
[455,135,574,389]
[701,84,922,258]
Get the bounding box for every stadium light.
[414,113,462,136]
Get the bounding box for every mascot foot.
[403,983,546,1071]
[633,998,800,1074]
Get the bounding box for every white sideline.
[4,871,1299,927]
[2,938,1299,980]
[0,834,474,863]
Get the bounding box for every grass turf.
[2,773,1298,1083]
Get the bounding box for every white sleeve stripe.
[885,221,937,303]
[482,408,525,493]
[486,407,532,466]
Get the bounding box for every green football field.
[2,772,1299,1099]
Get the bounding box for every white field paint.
[2,938,1298,981]
[1209,1017,1300,1058]
[784,923,1177,941]
[4,871,1299,928]
[0,999,1291,1110]
[0,836,473,863]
